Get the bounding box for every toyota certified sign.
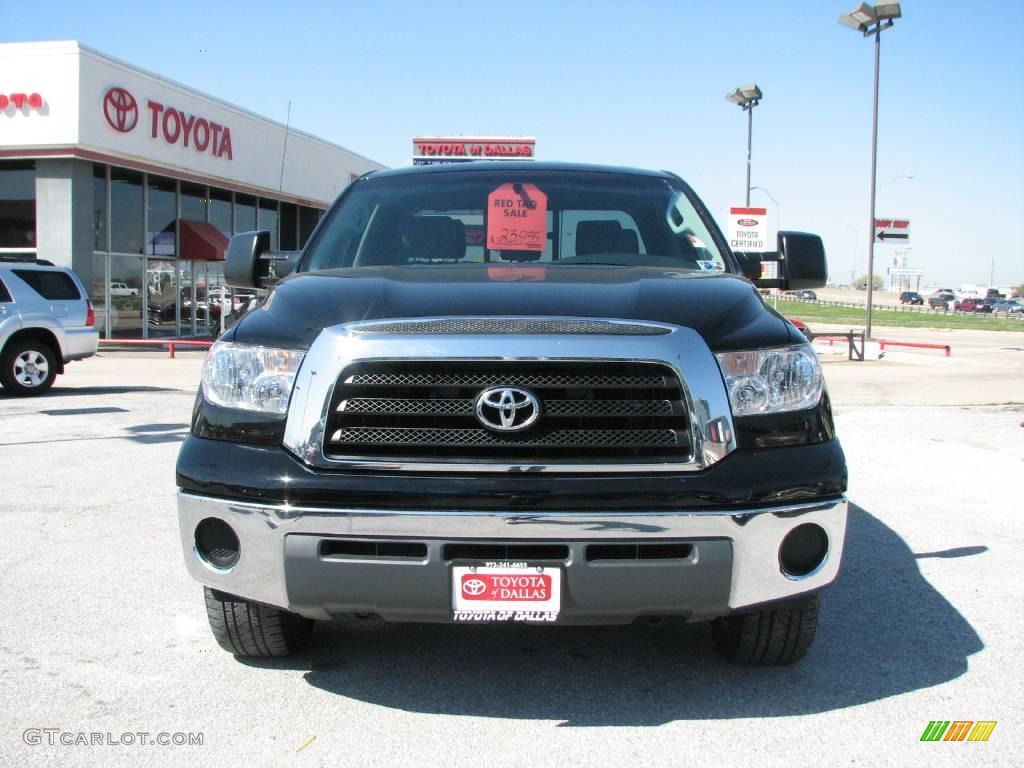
[727,206,777,253]
[101,86,234,160]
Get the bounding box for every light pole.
[837,222,859,286]
[839,1,902,339]
[726,84,763,206]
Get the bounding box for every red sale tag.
[486,183,548,252]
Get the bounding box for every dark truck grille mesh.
[324,361,691,464]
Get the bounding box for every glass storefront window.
[147,176,177,256]
[109,254,145,338]
[147,257,178,337]
[111,169,144,254]
[235,194,256,234]
[258,199,279,249]
[299,205,321,247]
[209,188,232,236]
[93,164,108,251]
[0,160,36,248]
[181,182,207,223]
[280,203,298,250]
[91,253,108,338]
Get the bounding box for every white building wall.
[1,41,385,206]
[0,41,80,147]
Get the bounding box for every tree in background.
[1013,284,1024,298]
[853,274,885,290]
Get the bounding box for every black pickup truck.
[177,162,847,665]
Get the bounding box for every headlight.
[202,342,305,415]
[715,345,823,416]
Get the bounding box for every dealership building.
[0,40,385,338]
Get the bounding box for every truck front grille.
[323,361,692,464]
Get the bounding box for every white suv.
[0,262,98,396]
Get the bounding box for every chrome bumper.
[178,492,847,621]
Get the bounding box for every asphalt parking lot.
[1,334,1022,767]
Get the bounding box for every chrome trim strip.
[349,317,672,336]
[282,316,736,473]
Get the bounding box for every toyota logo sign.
[474,386,541,432]
[103,87,138,133]
[462,578,487,597]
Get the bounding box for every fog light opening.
[195,517,240,570]
[779,523,828,578]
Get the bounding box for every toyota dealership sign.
[102,86,233,159]
[411,136,535,165]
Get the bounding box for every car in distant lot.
[899,291,924,305]
[957,297,991,313]
[989,298,1024,314]
[0,262,98,395]
[797,289,817,300]
[928,291,957,310]
[788,318,813,339]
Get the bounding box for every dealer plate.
[452,563,561,623]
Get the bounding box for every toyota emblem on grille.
[474,386,541,432]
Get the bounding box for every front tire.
[204,587,314,657]
[711,593,820,665]
[1,340,57,396]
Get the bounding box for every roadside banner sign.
[728,207,776,252]
[874,217,911,244]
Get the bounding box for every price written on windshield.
[487,183,548,252]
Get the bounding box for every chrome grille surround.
[282,316,737,473]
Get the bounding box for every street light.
[839,1,901,339]
[726,83,763,206]
[881,174,913,187]
[750,185,781,237]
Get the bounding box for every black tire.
[711,592,820,665]
[0,339,58,396]
[204,587,314,657]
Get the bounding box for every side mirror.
[735,231,827,291]
[778,231,827,290]
[225,230,301,289]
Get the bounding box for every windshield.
[302,169,730,273]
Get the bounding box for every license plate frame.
[451,562,562,623]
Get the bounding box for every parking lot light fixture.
[750,186,780,231]
[838,1,902,340]
[726,84,763,206]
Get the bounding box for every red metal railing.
[98,338,213,359]
[877,339,951,357]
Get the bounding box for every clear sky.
[6,0,1023,289]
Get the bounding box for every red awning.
[179,220,229,261]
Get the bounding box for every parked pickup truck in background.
[109,282,139,298]
[176,162,846,666]
[928,290,957,310]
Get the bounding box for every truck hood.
[232,265,798,351]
